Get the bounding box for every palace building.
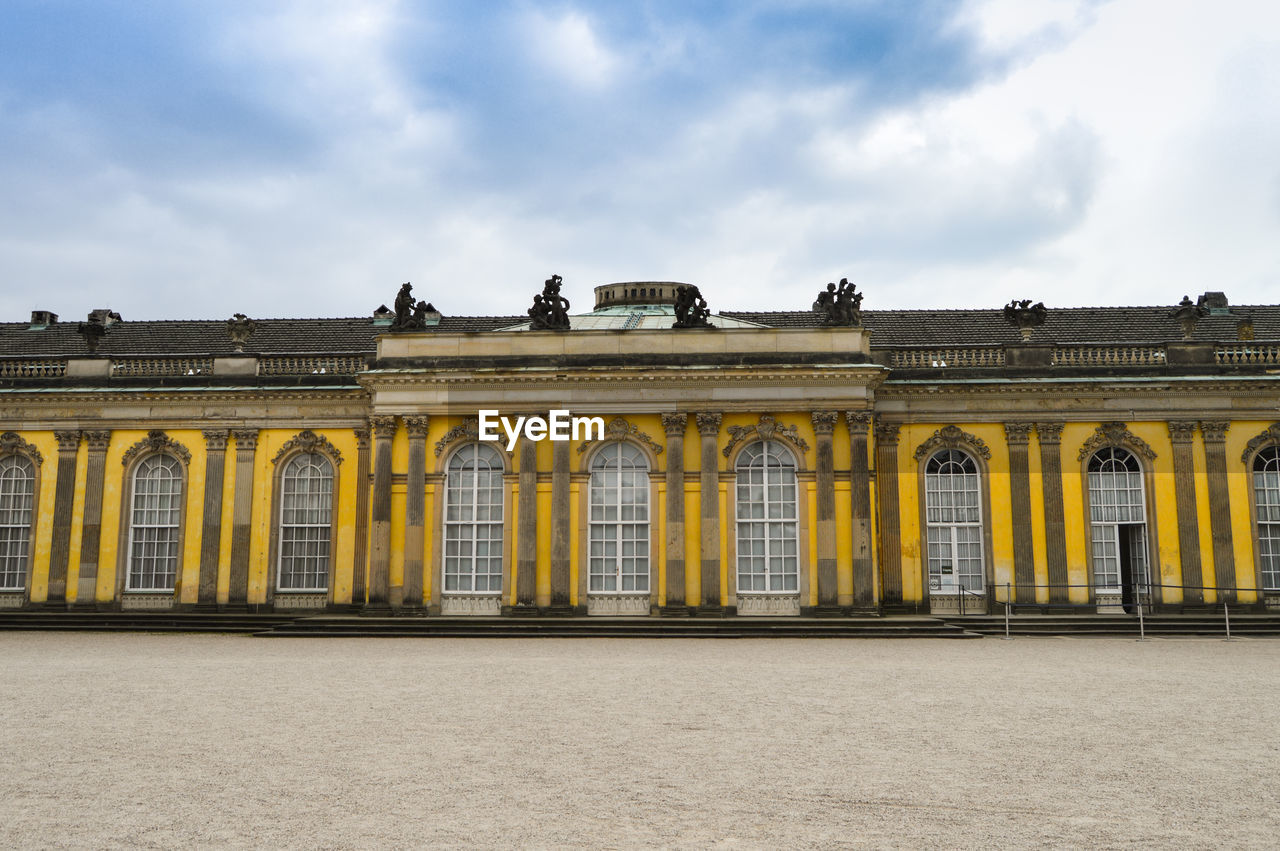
[1,281,1278,617]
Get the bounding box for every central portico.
[358,283,885,616]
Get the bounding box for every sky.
[1,0,1278,321]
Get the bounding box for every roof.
[0,304,1272,358]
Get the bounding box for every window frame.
[586,440,652,596]
[118,450,188,598]
[732,439,802,597]
[1079,441,1162,607]
[274,451,337,594]
[440,442,507,597]
[1245,441,1280,597]
[0,439,41,597]
[267,440,342,607]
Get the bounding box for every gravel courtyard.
[2,633,1277,849]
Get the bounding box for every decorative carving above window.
[121,430,191,467]
[272,430,343,466]
[1077,422,1156,463]
[433,418,513,461]
[435,419,478,456]
[913,425,991,461]
[0,432,42,465]
[577,416,663,455]
[722,415,809,459]
[1241,423,1280,463]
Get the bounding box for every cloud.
[522,9,622,90]
[0,0,1278,323]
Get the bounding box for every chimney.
[29,310,58,329]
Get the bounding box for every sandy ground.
[1,634,1278,849]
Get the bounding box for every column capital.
[231,429,259,450]
[1004,422,1035,445]
[82,430,112,452]
[1200,421,1229,443]
[1168,421,1198,443]
[370,416,398,438]
[354,426,371,449]
[811,411,838,435]
[873,421,900,443]
[403,415,430,437]
[695,412,722,436]
[661,412,688,437]
[1034,422,1063,444]
[846,411,874,436]
[54,431,81,453]
[202,430,229,451]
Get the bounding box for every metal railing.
[989,581,1248,640]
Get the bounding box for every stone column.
[696,413,723,614]
[1005,423,1037,606]
[812,411,840,613]
[368,416,397,609]
[874,422,902,606]
[402,416,429,609]
[660,413,688,614]
[514,435,538,612]
[549,438,573,612]
[196,430,228,607]
[46,430,81,606]
[1200,422,1235,603]
[847,412,875,611]
[227,429,259,607]
[1168,421,1204,604]
[74,431,111,607]
[1035,423,1069,605]
[350,427,372,608]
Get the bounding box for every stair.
[258,615,982,638]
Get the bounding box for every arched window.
[277,452,334,591]
[444,444,504,594]
[1252,447,1280,591]
[924,449,983,593]
[127,454,183,592]
[588,442,650,594]
[735,440,798,593]
[0,455,35,591]
[1087,447,1149,593]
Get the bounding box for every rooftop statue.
[390,282,428,332]
[1003,298,1047,341]
[529,274,571,330]
[226,313,256,353]
[813,277,862,326]
[672,284,713,329]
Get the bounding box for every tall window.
[1253,447,1280,590]
[0,455,35,590]
[588,442,650,594]
[924,449,984,593]
[1087,447,1149,591]
[444,444,504,594]
[127,454,183,592]
[277,452,334,591]
[735,440,799,593]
